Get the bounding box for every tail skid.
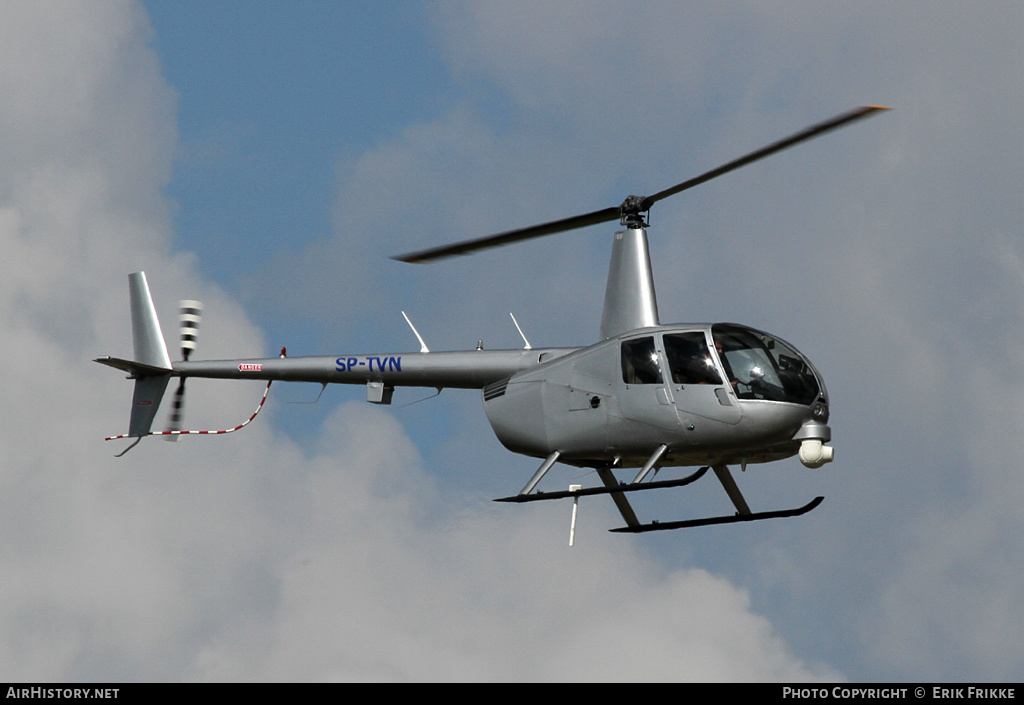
[103,380,273,454]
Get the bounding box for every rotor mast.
[600,217,659,339]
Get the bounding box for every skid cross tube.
[494,466,709,504]
[631,444,668,484]
[518,451,561,496]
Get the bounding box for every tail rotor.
[166,300,202,440]
[179,300,202,361]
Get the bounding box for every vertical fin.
[129,272,172,370]
[128,373,172,438]
[126,272,172,438]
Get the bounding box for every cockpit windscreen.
[711,324,820,405]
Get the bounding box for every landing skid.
[609,496,824,533]
[497,449,825,535]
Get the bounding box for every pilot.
[714,338,742,394]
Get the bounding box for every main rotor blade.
[394,105,889,264]
[393,205,620,263]
[640,105,890,209]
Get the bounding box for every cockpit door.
[661,331,742,425]
[616,335,682,433]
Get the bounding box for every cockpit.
[711,323,823,406]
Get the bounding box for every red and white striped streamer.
[105,380,272,442]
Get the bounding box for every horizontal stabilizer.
[94,356,174,377]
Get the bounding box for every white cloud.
[185,405,837,682]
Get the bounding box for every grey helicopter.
[97,105,888,534]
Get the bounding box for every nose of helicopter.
[710,323,834,467]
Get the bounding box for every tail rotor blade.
[165,377,186,442]
[167,300,201,442]
[179,300,203,361]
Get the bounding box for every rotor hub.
[619,195,649,228]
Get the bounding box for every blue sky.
[147,2,453,281]
[3,0,1024,682]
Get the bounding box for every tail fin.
[127,372,172,438]
[129,272,172,370]
[96,272,173,440]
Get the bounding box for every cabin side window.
[620,336,663,384]
[663,332,723,385]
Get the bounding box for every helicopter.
[96,105,888,535]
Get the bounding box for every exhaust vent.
[483,378,510,401]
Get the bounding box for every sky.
[2,0,1024,682]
